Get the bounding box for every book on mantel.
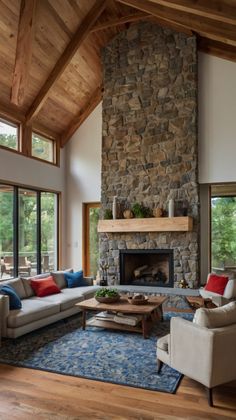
[95,311,141,326]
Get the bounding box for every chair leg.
[206,387,213,407]
[157,360,163,373]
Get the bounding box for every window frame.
[0,117,20,152]
[82,202,100,277]
[31,131,56,164]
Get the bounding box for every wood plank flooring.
[0,364,235,419]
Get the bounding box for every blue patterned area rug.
[0,312,193,394]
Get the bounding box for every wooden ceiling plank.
[60,86,102,147]
[11,0,36,107]
[198,37,236,63]
[25,0,106,124]
[116,0,236,46]
[148,0,236,26]
[0,101,25,124]
[91,12,152,32]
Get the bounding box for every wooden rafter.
[91,12,151,32]
[60,86,102,148]
[25,0,106,124]
[11,0,36,106]
[198,37,236,63]
[116,0,236,46]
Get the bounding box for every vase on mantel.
[168,199,174,217]
[112,196,117,219]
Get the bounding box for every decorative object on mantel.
[153,207,163,218]
[112,196,117,220]
[123,209,134,219]
[131,202,152,218]
[178,279,189,289]
[104,209,113,220]
[168,199,175,217]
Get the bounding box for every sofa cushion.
[30,276,61,297]
[205,273,229,295]
[1,278,27,299]
[0,284,22,310]
[64,270,87,288]
[194,301,236,328]
[62,285,99,299]
[40,289,84,311]
[21,273,50,297]
[223,278,236,299]
[7,298,60,328]
[51,268,73,289]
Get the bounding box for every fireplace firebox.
[120,249,174,287]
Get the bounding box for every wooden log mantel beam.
[60,86,102,148]
[116,0,236,46]
[11,0,36,106]
[25,0,106,124]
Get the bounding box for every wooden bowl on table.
[95,295,120,304]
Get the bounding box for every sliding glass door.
[0,185,58,279]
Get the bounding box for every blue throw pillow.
[0,284,22,310]
[64,270,87,288]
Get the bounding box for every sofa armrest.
[0,294,10,337]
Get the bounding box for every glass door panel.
[19,189,37,277]
[41,192,58,272]
[0,185,14,278]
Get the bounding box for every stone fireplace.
[100,22,199,288]
[120,249,174,288]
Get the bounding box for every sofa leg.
[206,387,213,407]
[157,360,163,374]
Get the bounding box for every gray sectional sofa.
[0,271,99,339]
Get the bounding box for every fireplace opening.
[120,249,174,287]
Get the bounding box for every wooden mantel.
[97,216,193,233]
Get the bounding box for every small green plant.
[131,203,152,218]
[95,288,119,297]
[103,209,113,219]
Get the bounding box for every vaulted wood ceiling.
[0,0,235,148]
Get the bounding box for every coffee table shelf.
[87,317,143,334]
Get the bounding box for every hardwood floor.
[0,364,235,419]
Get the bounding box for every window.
[0,184,58,279]
[32,132,54,163]
[83,203,100,277]
[0,119,18,151]
[211,184,236,272]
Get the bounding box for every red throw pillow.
[205,273,229,295]
[31,276,61,297]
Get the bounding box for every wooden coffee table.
[76,296,167,339]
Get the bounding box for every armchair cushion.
[194,301,236,328]
[223,278,236,299]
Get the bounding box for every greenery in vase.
[95,288,119,297]
[104,209,113,219]
[131,203,152,218]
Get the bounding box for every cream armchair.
[156,302,236,406]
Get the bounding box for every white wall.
[198,53,236,183]
[65,103,102,271]
[0,148,66,266]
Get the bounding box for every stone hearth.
[100,22,199,288]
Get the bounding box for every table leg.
[82,309,86,330]
[142,316,148,339]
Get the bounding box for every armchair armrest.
[0,294,10,337]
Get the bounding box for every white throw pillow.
[194,301,236,328]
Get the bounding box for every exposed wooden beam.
[25,0,106,124]
[116,0,236,46]
[198,37,236,63]
[91,12,151,32]
[60,87,102,147]
[148,0,236,26]
[11,0,36,106]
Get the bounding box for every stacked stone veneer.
[100,22,199,288]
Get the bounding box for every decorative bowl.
[95,295,120,304]
[127,296,149,305]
